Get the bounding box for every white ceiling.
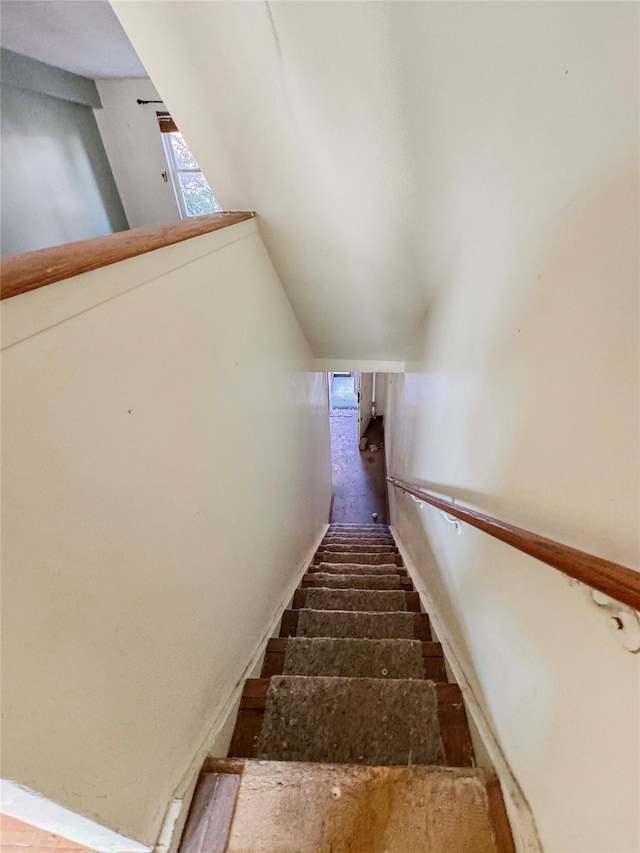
[0,0,147,79]
[115,3,638,362]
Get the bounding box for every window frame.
[160,132,221,219]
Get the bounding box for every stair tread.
[304,573,402,589]
[210,760,511,853]
[282,637,425,679]
[322,536,396,543]
[320,543,398,552]
[296,609,419,639]
[315,562,404,574]
[314,552,403,565]
[302,588,409,612]
[257,675,445,766]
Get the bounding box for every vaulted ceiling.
[112,1,636,362]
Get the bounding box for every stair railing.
[387,475,640,651]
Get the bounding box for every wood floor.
[0,815,97,853]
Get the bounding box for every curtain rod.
[136,98,163,105]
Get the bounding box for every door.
[357,373,374,439]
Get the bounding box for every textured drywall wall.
[0,53,128,256]
[93,78,181,229]
[382,145,639,853]
[1,218,332,846]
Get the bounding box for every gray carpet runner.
[313,551,403,565]
[305,572,402,589]
[321,543,398,553]
[296,609,416,639]
[257,676,445,766]
[323,535,396,543]
[315,562,403,575]
[282,637,425,679]
[304,588,408,612]
[256,525,448,770]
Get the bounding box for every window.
[157,112,222,218]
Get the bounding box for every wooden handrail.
[0,212,255,300]
[387,476,640,611]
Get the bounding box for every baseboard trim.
[391,526,543,853]
[153,522,329,853]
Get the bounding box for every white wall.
[374,373,387,419]
[382,122,639,853]
[357,372,373,438]
[94,78,180,229]
[1,218,332,846]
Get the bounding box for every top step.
[196,759,515,853]
[329,524,390,531]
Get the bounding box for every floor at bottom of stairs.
[330,411,387,524]
[182,758,514,853]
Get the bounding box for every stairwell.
[181,523,515,853]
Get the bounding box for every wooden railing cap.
[387,476,640,613]
[0,211,255,301]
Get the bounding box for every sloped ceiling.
[0,0,147,78]
[112,1,637,361]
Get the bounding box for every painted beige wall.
[1,218,332,846]
[374,373,387,419]
[357,373,373,439]
[382,95,639,853]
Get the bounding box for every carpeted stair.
[296,608,419,639]
[256,675,445,765]
[229,523,460,761]
[315,561,405,574]
[303,572,402,589]
[181,523,515,852]
[281,637,426,678]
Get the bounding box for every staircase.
[181,524,515,853]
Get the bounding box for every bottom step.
[185,759,515,853]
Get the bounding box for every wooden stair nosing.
[180,770,239,853]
